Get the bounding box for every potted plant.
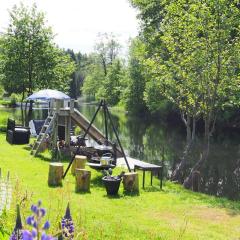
[102,169,125,195]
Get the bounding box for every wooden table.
[134,162,163,189]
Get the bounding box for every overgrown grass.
[0,133,240,239]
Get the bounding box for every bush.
[74,126,82,135]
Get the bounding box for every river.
[1,102,240,200]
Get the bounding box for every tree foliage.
[98,59,126,105]
[82,33,125,105]
[66,49,89,99]
[0,3,75,100]
[125,38,147,114]
[94,33,121,76]
[130,0,240,185]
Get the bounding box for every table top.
[134,162,162,170]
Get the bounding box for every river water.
[1,102,240,200]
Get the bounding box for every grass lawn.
[0,133,240,239]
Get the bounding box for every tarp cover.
[26,89,70,100]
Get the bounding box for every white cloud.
[0,0,139,53]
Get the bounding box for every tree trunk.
[183,117,210,189]
[24,101,28,127]
[171,114,195,183]
[20,91,25,126]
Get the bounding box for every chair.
[6,118,30,144]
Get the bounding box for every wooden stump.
[48,162,63,186]
[123,172,139,193]
[75,168,91,192]
[71,155,87,175]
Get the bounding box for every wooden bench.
[134,162,163,189]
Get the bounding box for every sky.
[0,0,139,54]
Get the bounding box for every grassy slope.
[0,133,240,240]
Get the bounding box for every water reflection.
[1,104,240,200]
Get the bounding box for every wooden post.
[71,155,87,175]
[75,169,91,192]
[55,99,61,114]
[49,99,54,115]
[48,163,64,186]
[123,172,139,193]
[64,115,71,146]
[70,99,75,114]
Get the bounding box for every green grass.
[1,133,240,240]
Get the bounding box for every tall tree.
[98,59,126,105]
[81,53,105,98]
[82,33,123,101]
[125,38,147,114]
[94,33,121,76]
[131,0,240,186]
[0,3,75,103]
[66,49,89,99]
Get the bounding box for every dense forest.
[1,1,240,190]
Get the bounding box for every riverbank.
[0,133,240,240]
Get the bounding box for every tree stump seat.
[75,168,91,192]
[123,172,139,193]
[71,155,87,175]
[48,162,64,186]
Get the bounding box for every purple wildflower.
[10,230,23,240]
[23,200,55,240]
[61,203,74,240]
[10,205,23,240]
[31,229,37,238]
[40,208,46,217]
[43,221,50,230]
[31,205,38,214]
[41,232,54,240]
[26,216,34,226]
[22,230,33,240]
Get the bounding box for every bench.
[134,162,163,189]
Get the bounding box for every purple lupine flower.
[31,229,37,238]
[43,221,50,230]
[22,230,33,240]
[22,230,54,240]
[61,203,74,240]
[26,216,34,226]
[31,205,38,214]
[10,205,23,240]
[40,208,46,217]
[41,232,54,240]
[23,200,55,240]
[10,230,23,240]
